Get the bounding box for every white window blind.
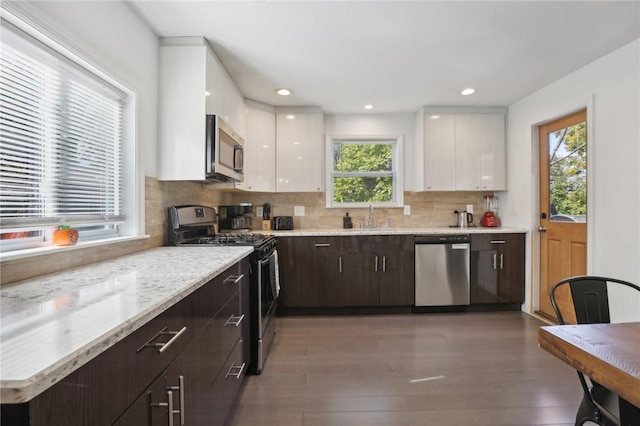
[0,22,126,231]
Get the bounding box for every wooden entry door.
[538,110,588,323]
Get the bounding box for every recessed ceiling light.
[430,115,440,119]
[286,115,296,120]
[461,88,476,96]
[275,88,292,96]
[364,104,374,110]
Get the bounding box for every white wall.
[504,39,640,320]
[324,114,417,191]
[4,1,160,178]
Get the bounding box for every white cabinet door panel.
[237,107,276,192]
[158,46,207,181]
[455,114,482,190]
[423,115,456,190]
[479,114,505,190]
[276,114,323,192]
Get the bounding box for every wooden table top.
[538,322,640,408]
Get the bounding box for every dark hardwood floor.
[227,312,582,426]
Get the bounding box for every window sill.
[0,235,150,262]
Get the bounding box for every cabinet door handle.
[151,389,174,426]
[339,256,343,273]
[225,314,245,327]
[224,274,244,284]
[492,253,497,270]
[225,362,246,380]
[315,243,330,247]
[168,375,185,426]
[382,256,386,272]
[490,240,506,244]
[499,254,504,270]
[375,256,379,272]
[137,326,187,353]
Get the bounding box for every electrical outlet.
[404,205,411,216]
[256,206,263,218]
[466,204,474,214]
[294,206,305,216]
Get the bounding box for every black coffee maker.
[218,203,253,231]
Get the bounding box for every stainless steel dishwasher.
[415,235,470,306]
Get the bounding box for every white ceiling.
[129,1,640,114]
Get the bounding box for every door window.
[546,119,587,223]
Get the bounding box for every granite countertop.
[0,246,253,404]
[262,226,528,237]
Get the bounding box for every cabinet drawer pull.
[225,314,245,327]
[382,256,386,272]
[167,375,185,426]
[375,255,379,272]
[492,253,497,270]
[224,274,244,284]
[339,256,343,273]
[225,362,246,380]
[499,253,504,270]
[490,240,506,244]
[314,243,331,247]
[137,326,188,353]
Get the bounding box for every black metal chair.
[549,275,640,426]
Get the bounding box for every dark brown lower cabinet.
[278,235,414,308]
[470,233,525,305]
[1,259,249,426]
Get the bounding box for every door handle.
[538,226,547,232]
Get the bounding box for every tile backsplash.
[1,178,489,285]
[226,191,489,230]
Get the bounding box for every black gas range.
[168,205,279,374]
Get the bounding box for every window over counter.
[0,13,137,254]
[325,135,404,208]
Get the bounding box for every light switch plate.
[294,206,305,216]
[256,206,263,218]
[404,205,411,215]
[466,204,474,214]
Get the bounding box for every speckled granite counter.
[262,226,528,237]
[0,246,252,403]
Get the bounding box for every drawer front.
[290,236,344,253]
[207,340,245,426]
[207,292,243,375]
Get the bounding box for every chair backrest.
[549,275,640,325]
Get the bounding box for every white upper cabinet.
[417,108,506,191]
[236,102,276,192]
[423,114,456,190]
[276,113,323,192]
[158,38,246,181]
[455,114,505,190]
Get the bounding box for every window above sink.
[325,135,404,208]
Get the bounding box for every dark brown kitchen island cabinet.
[2,259,249,426]
[277,235,414,309]
[470,233,525,306]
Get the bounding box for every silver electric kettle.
[456,210,473,228]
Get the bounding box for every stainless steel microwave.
[206,115,244,182]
